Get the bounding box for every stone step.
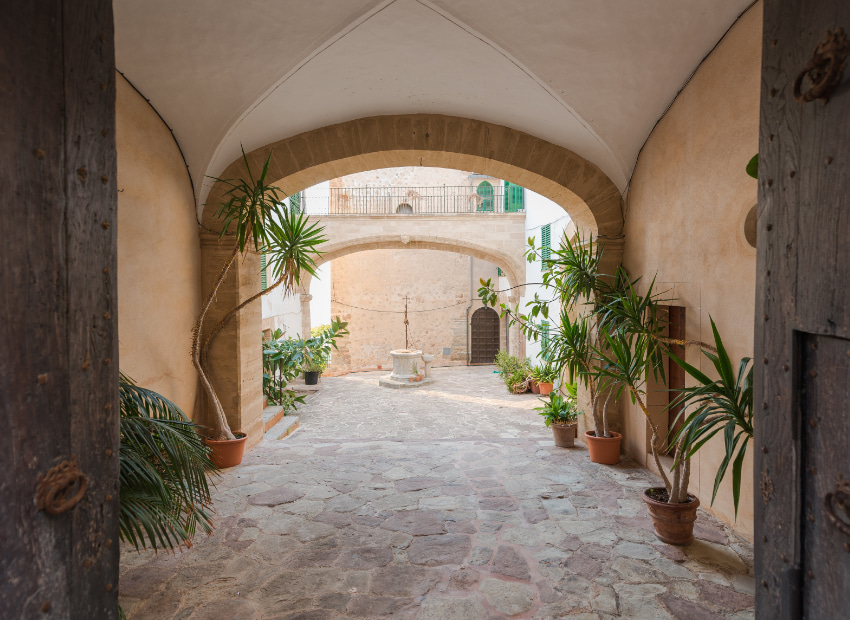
[263,405,284,432]
[265,415,299,440]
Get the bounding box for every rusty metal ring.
[36,456,88,515]
[825,488,850,537]
[793,28,849,103]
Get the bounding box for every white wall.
[522,188,571,362]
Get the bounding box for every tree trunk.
[192,242,240,441]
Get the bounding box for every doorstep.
[263,405,285,432]
[265,415,299,440]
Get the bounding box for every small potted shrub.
[537,361,558,396]
[288,319,349,386]
[536,385,579,448]
[529,365,542,393]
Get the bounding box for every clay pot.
[205,432,248,469]
[551,422,577,448]
[584,430,622,464]
[530,380,540,394]
[538,382,553,395]
[642,488,700,545]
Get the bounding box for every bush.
[494,351,531,392]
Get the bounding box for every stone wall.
[329,250,498,372]
[116,74,200,417]
[622,2,761,538]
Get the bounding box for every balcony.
[300,185,526,216]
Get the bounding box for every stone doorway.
[470,306,500,364]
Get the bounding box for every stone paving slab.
[119,366,754,619]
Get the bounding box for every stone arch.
[295,234,527,337]
[202,114,624,245]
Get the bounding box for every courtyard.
[118,367,755,619]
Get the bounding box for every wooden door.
[756,1,850,617]
[0,1,119,617]
[471,307,500,363]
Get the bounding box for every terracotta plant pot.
[538,382,553,395]
[304,371,320,385]
[205,432,248,469]
[530,380,541,394]
[551,422,577,448]
[642,488,700,545]
[584,430,622,464]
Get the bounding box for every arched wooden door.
[470,306,500,363]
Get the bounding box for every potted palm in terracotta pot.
[193,149,327,467]
[536,384,579,447]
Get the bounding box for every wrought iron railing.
[302,185,525,215]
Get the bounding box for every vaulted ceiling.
[114,0,754,209]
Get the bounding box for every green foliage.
[535,388,579,427]
[746,154,759,179]
[311,324,331,338]
[494,351,531,392]
[263,208,327,295]
[209,148,287,253]
[119,374,217,553]
[668,319,754,517]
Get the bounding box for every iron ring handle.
[793,28,848,103]
[824,489,850,537]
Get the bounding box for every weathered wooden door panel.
[799,333,850,615]
[471,307,500,364]
[756,0,850,617]
[0,1,119,617]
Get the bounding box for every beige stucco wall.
[622,2,761,538]
[116,75,201,417]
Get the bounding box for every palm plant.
[192,149,326,441]
[668,319,753,516]
[119,374,216,551]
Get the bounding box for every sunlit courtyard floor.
[119,366,755,619]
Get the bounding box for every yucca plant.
[668,319,753,516]
[119,374,216,551]
[192,149,326,441]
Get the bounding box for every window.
[541,320,550,356]
[504,181,525,212]
[476,181,494,211]
[290,192,302,214]
[541,224,551,267]
[260,253,268,291]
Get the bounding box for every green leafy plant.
[535,388,579,427]
[287,317,350,375]
[494,351,532,393]
[668,319,754,516]
[262,329,308,409]
[192,149,327,441]
[119,374,217,552]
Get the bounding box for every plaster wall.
[622,2,761,538]
[116,74,200,416]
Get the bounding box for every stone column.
[300,294,313,337]
[199,233,264,449]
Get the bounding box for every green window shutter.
[541,320,550,354]
[260,253,267,291]
[476,181,494,211]
[497,267,503,276]
[504,181,525,212]
[541,224,551,265]
[290,191,301,214]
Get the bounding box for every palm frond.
[119,374,218,552]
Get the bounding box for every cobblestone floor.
[119,366,755,619]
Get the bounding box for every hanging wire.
[330,298,475,314]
